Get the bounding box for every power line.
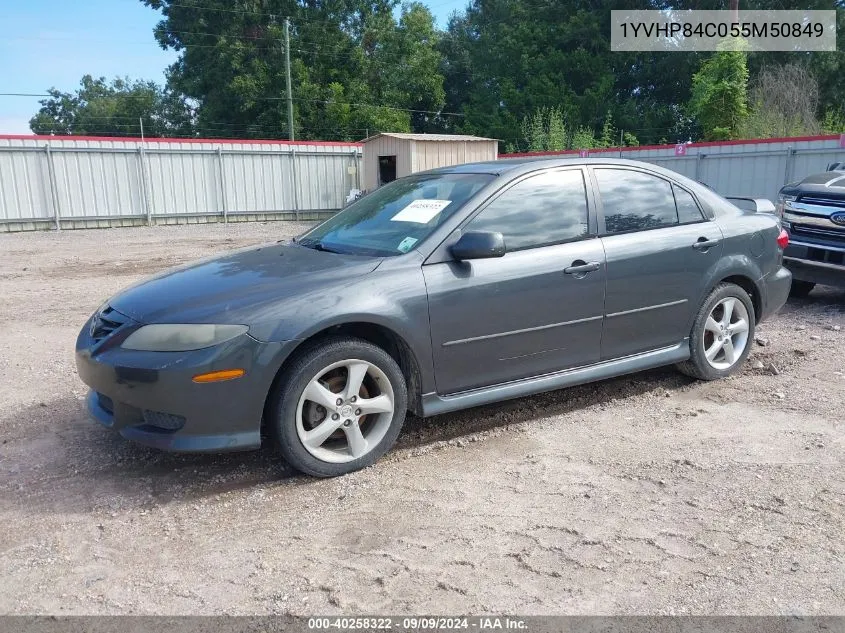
[287,97,463,117]
[159,1,455,22]
[160,2,288,19]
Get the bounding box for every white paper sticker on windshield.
[391,199,451,224]
[397,236,419,253]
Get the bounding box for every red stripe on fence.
[499,134,841,158]
[0,134,363,147]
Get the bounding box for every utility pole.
[284,17,295,141]
[730,0,739,24]
[139,117,145,142]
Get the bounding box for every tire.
[269,336,408,477]
[789,280,815,298]
[677,283,756,381]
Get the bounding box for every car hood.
[108,242,383,325]
[782,171,845,198]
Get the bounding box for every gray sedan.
[76,158,792,476]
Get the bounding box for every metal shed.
[361,133,498,191]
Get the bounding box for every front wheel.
[677,283,755,381]
[270,336,408,477]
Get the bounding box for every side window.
[673,185,705,223]
[596,169,678,234]
[466,170,589,250]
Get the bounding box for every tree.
[741,64,820,138]
[29,75,194,137]
[141,0,444,141]
[689,47,749,141]
[521,108,547,152]
[622,132,639,147]
[599,109,616,148]
[822,109,845,134]
[547,107,566,151]
[571,126,598,150]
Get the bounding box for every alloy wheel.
[295,359,395,464]
[702,297,750,370]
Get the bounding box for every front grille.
[801,247,845,265]
[790,224,845,244]
[798,195,845,209]
[90,306,131,342]
[142,409,186,432]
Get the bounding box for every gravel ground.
[0,222,843,615]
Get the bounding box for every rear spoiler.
[724,197,777,214]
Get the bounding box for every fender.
[692,253,765,330]
[248,264,437,394]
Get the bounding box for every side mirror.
[450,231,506,260]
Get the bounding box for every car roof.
[424,156,667,176]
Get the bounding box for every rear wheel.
[677,283,755,381]
[270,336,407,477]
[789,280,815,298]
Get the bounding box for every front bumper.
[75,312,294,452]
[783,238,845,288]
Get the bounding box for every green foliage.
[547,107,566,151]
[822,109,845,134]
[441,0,708,147]
[521,108,547,152]
[515,105,632,152]
[689,49,749,141]
[27,0,845,143]
[740,64,821,139]
[135,0,442,140]
[599,110,616,148]
[29,75,194,137]
[571,126,597,150]
[518,106,568,152]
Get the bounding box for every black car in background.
[777,165,845,297]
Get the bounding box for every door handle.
[692,238,720,251]
[564,260,601,275]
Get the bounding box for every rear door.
[591,166,723,360]
[423,168,606,395]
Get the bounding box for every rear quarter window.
[674,185,705,223]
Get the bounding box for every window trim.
[589,166,708,237]
[671,182,706,224]
[457,166,597,253]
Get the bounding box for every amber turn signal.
[192,369,245,383]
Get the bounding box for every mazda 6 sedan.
[76,158,792,477]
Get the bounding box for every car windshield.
[296,173,494,256]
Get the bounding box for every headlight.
[775,194,796,218]
[121,324,249,351]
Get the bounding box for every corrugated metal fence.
[0,135,362,232]
[3,133,845,232]
[501,134,845,200]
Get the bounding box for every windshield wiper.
[299,239,343,254]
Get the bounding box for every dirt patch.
[0,222,843,615]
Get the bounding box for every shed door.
[378,156,397,186]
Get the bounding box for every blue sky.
[0,0,467,135]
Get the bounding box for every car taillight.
[777,228,789,249]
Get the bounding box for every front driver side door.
[423,168,606,395]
